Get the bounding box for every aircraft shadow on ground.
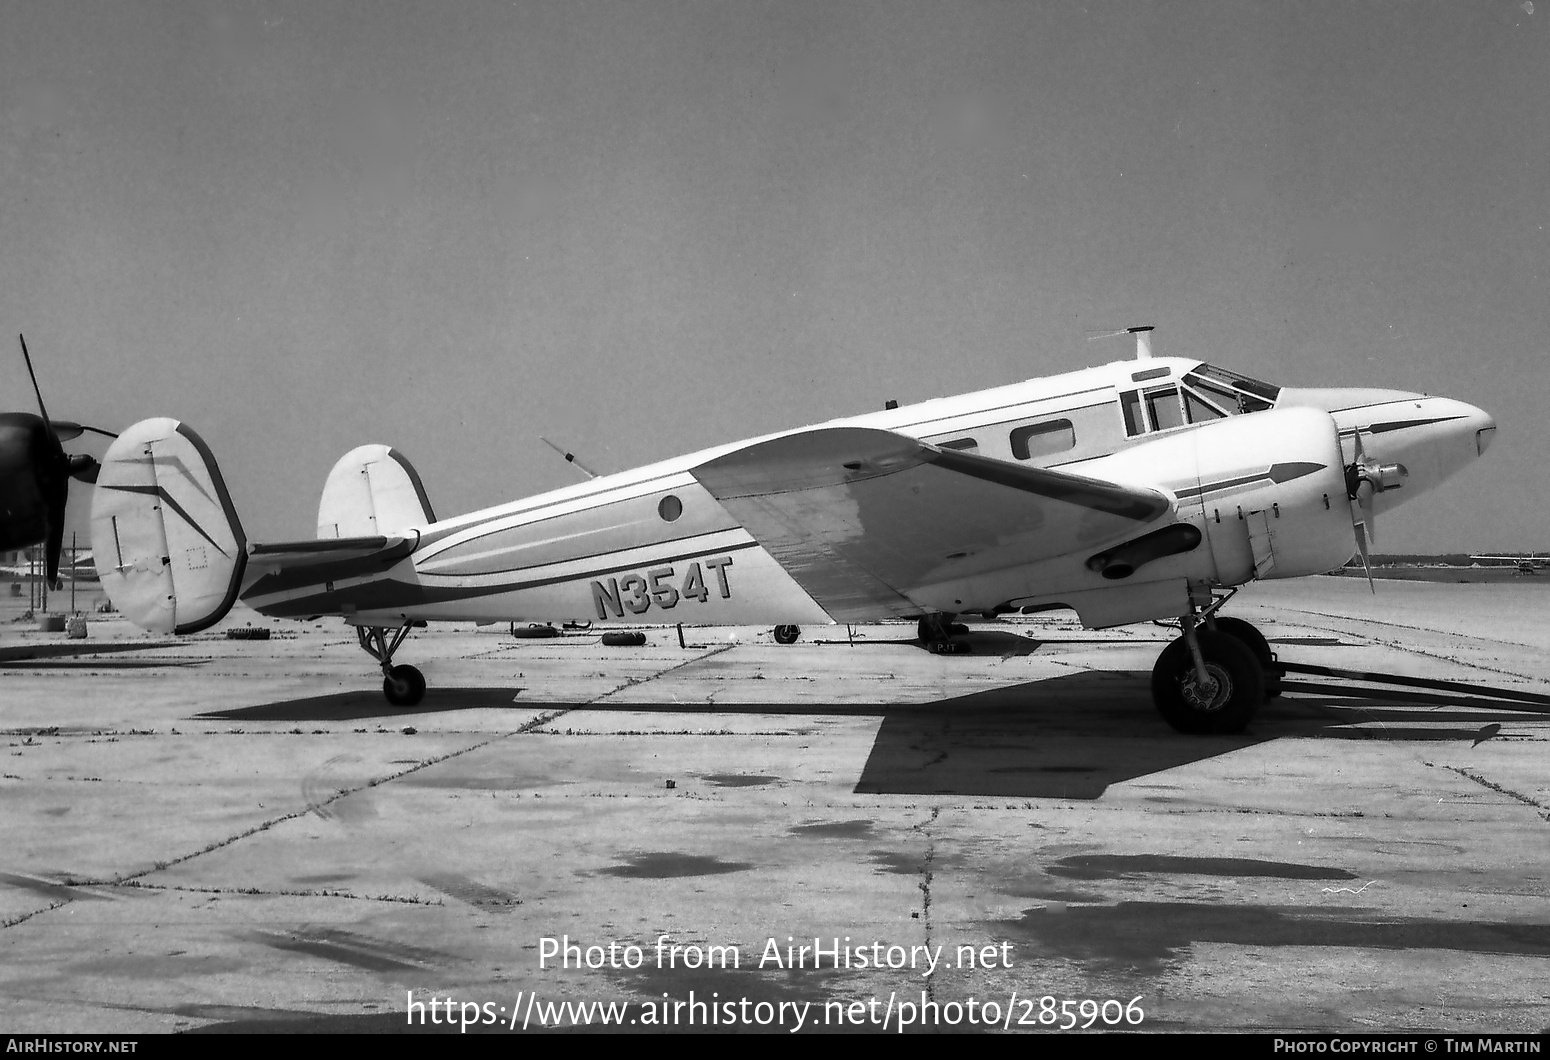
[196,688,525,722]
[851,677,1540,797]
[197,663,1538,799]
[0,641,182,663]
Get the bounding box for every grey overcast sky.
[2,1,1545,552]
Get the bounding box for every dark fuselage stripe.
[245,539,763,609]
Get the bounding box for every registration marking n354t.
[591,556,733,619]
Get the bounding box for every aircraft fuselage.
[238,356,1493,632]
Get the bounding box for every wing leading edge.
[691,426,1173,621]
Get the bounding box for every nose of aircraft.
[1474,409,1498,456]
[1357,396,1495,512]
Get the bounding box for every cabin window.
[1010,419,1075,460]
[937,437,979,453]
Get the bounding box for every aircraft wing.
[691,426,1172,621]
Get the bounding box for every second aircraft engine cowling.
[1084,407,1354,588]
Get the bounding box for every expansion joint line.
[522,641,738,729]
[1279,608,1546,683]
[915,805,941,1005]
[1442,764,1550,823]
[1,643,740,930]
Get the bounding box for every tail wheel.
[1151,630,1263,734]
[1211,616,1283,698]
[383,664,426,707]
[773,625,801,644]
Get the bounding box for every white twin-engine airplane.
[89,332,1494,734]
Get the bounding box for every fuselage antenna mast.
[1129,325,1154,360]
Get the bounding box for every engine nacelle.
[1085,407,1354,587]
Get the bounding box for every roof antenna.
[540,437,598,480]
[1085,324,1154,359]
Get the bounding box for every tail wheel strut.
[357,624,426,707]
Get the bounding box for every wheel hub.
[1180,663,1232,711]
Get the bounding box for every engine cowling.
[1086,407,1354,587]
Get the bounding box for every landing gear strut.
[356,623,426,707]
[1151,610,1263,734]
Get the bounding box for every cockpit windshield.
[1181,363,1281,416]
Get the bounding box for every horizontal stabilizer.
[241,534,418,614]
[90,418,246,634]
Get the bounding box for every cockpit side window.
[1145,387,1185,431]
[1184,364,1280,414]
[1120,386,1186,436]
[1120,390,1145,437]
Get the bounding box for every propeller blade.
[1355,479,1376,546]
[1351,509,1375,594]
[44,488,66,591]
[19,335,56,440]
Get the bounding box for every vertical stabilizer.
[317,445,436,538]
[89,418,247,634]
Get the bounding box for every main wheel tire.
[773,624,801,645]
[917,614,961,643]
[1212,616,1283,698]
[383,664,426,707]
[1151,630,1263,734]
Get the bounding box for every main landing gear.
[357,623,426,707]
[1150,600,1281,734]
[918,614,971,654]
